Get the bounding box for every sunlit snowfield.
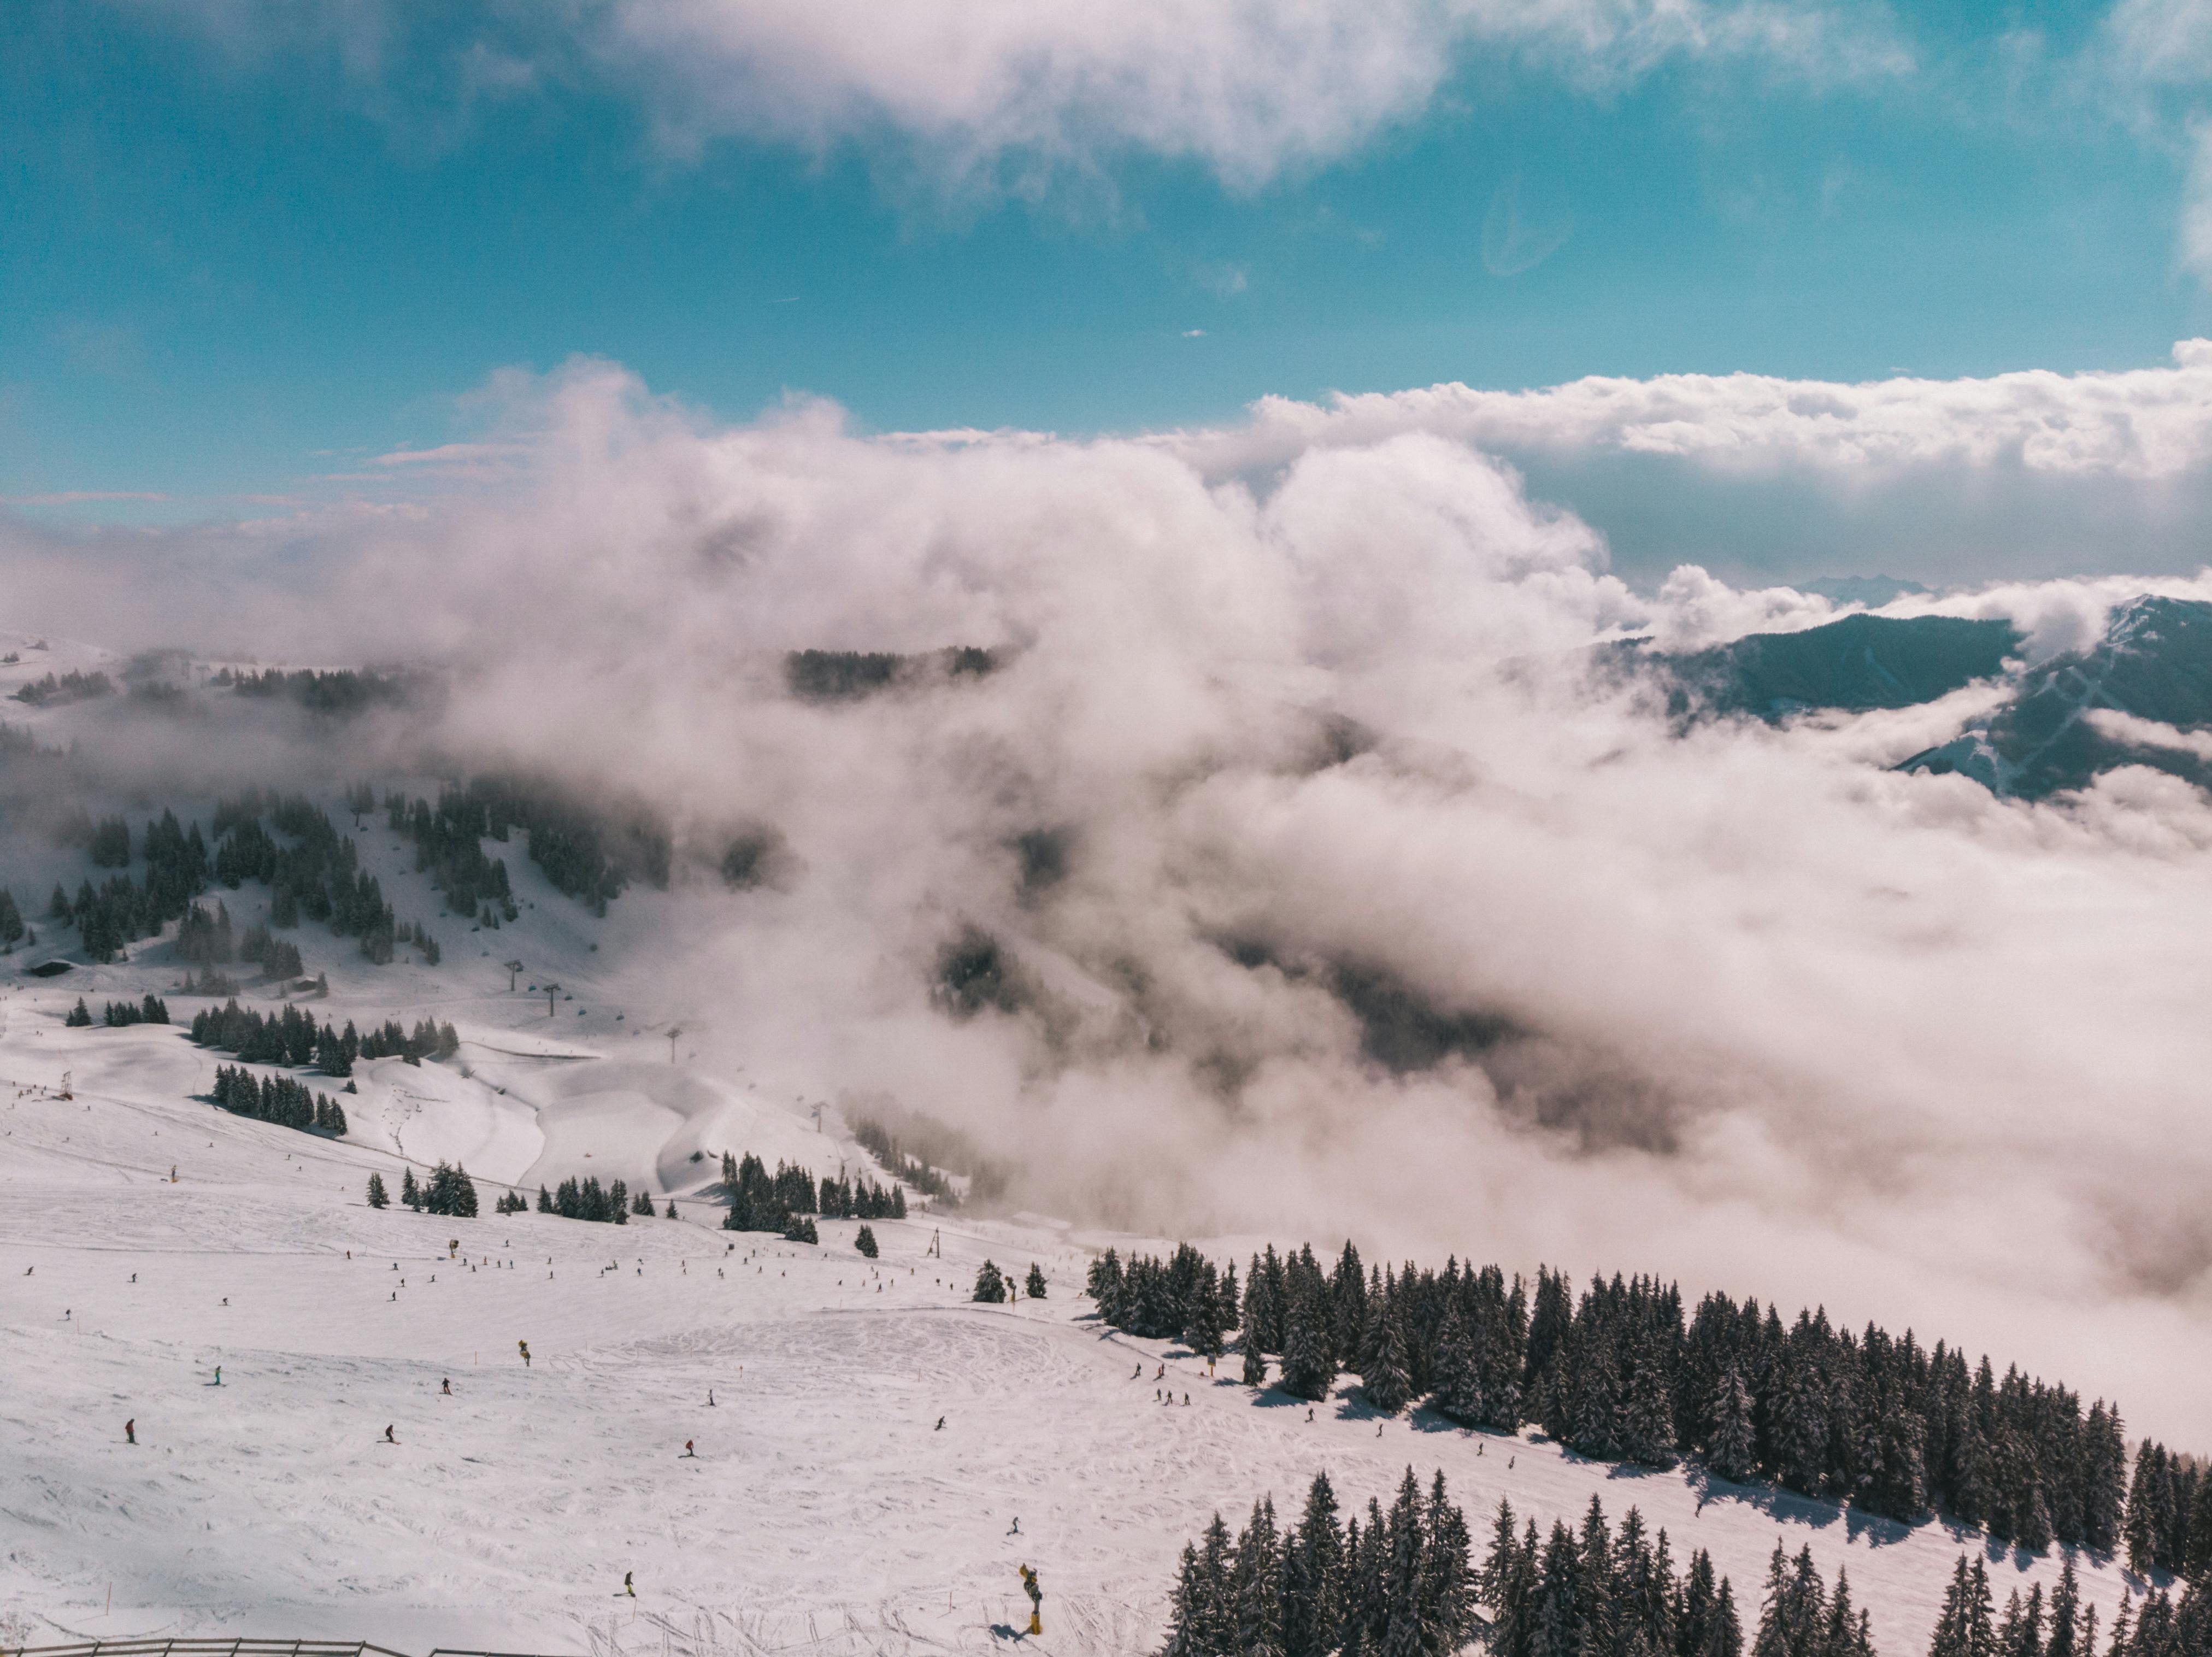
[0,980,2143,1656]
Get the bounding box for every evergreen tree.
[366,1171,389,1208]
[1162,1541,1218,1657]
[1928,1556,1995,1657]
[1284,1472,1345,1657]
[973,1259,1008,1303]
[1243,1333,1269,1389]
[1706,1582,1744,1657]
[66,997,92,1027]
[1027,1262,1048,1300]
[1281,1285,1340,1402]
[1707,1365,1758,1483]
[401,1167,421,1210]
[1232,1497,1287,1657]
[856,1224,878,1258]
[1365,1312,1412,1415]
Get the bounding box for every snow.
[0,772,2164,1657]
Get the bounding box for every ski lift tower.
[504,959,525,992]
[667,1025,683,1065]
[543,982,561,1018]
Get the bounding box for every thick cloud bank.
[1190,340,2212,479]
[8,360,2212,1443]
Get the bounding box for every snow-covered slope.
[0,967,2158,1657]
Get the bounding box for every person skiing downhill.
[384,1424,396,1444]
[682,1440,696,1458]
[623,1572,635,1597]
[1019,1566,1043,1636]
[441,1378,451,1395]
[518,1340,531,1368]
[124,1418,134,1444]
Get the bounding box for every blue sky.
[7,0,2212,551]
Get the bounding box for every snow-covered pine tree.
[1429,1305,1481,1425]
[1364,1312,1411,1415]
[366,1172,388,1208]
[1160,1542,1214,1657]
[1026,1262,1047,1300]
[1279,1287,1338,1402]
[1420,1470,1475,1654]
[972,1259,1007,1303]
[1927,1555,1995,1657]
[1707,1364,1758,1483]
[1229,1497,1286,1657]
[1282,1472,1343,1657]
[401,1167,421,1209]
[855,1224,878,1258]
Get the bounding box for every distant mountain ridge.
[1602,611,2021,720]
[1901,595,2212,797]
[1612,594,2212,799]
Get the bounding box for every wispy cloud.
[1,490,172,505]
[143,0,1913,192]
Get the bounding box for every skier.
[1019,1565,1043,1637]
[1155,1364,1165,1380]
[125,1418,135,1444]
[1132,1363,1142,1379]
[708,1390,715,1407]
[1009,1517,1021,1535]
[1306,1407,1314,1424]
[518,1340,531,1368]
[683,1440,696,1458]
[213,1366,221,1386]
[623,1572,636,1598]
[935,1416,945,1431]
[441,1378,451,1395]
[384,1425,396,1443]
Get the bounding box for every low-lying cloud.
[8,356,2212,1444]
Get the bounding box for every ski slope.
[0,976,2160,1657]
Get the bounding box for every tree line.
[383,786,520,926]
[11,669,113,707]
[1160,1466,1478,1657]
[1090,1241,2135,1557]
[2126,1446,2212,1581]
[209,1062,349,1135]
[74,994,171,1026]
[851,1107,1008,1207]
[188,997,458,1074]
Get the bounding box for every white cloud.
[8,357,2212,1447]
[142,0,1910,188]
[1177,339,2212,481]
